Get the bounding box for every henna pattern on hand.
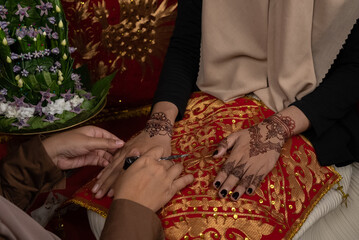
[240,174,254,188]
[264,114,295,140]
[145,112,173,138]
[221,161,235,175]
[231,163,246,179]
[249,125,282,157]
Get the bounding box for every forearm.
[292,19,359,137]
[0,136,63,210]
[153,0,202,120]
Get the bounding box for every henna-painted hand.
[92,113,173,199]
[212,114,295,201]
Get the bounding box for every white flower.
[43,97,72,115]
[18,107,35,119]
[5,105,19,118]
[0,102,8,114]
[70,95,84,107]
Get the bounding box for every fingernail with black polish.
[212,150,218,156]
[247,188,253,194]
[214,181,221,189]
[220,189,227,197]
[232,192,239,200]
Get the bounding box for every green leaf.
[91,71,117,99]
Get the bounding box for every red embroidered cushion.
[70,92,340,239]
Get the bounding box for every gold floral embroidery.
[63,0,177,80]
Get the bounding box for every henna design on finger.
[218,137,229,149]
[221,161,235,175]
[240,174,254,188]
[251,174,265,188]
[249,125,282,157]
[231,163,246,179]
[145,112,173,138]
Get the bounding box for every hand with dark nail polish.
[247,188,253,194]
[232,192,239,200]
[220,189,227,197]
[214,181,221,189]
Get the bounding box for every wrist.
[145,112,173,138]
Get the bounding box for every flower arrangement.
[0,0,115,133]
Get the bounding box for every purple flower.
[71,73,81,81]
[71,104,84,114]
[36,66,44,73]
[46,2,53,9]
[19,53,25,59]
[11,53,19,60]
[6,38,14,45]
[81,92,95,100]
[0,21,9,29]
[21,69,29,77]
[24,53,32,60]
[0,89,7,95]
[15,4,30,22]
[51,32,58,39]
[69,47,77,54]
[12,96,27,108]
[44,49,51,56]
[11,119,30,129]
[61,90,74,101]
[43,114,59,123]
[49,66,57,73]
[32,51,41,58]
[48,17,56,24]
[51,47,59,55]
[36,1,52,16]
[0,6,8,20]
[13,65,21,73]
[41,24,52,37]
[40,89,56,103]
[16,27,27,39]
[33,102,43,116]
[27,27,37,38]
[0,89,7,102]
[38,51,45,57]
[54,61,61,68]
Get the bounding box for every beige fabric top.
[197,0,359,112]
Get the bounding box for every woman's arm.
[153,0,202,120]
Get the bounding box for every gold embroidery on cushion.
[164,215,275,240]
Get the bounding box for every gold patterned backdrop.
[61,0,177,108]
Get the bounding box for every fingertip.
[107,189,114,198]
[246,185,255,195]
[115,140,124,146]
[213,148,226,158]
[92,183,99,193]
[95,189,103,199]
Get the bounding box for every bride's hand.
[212,114,296,201]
